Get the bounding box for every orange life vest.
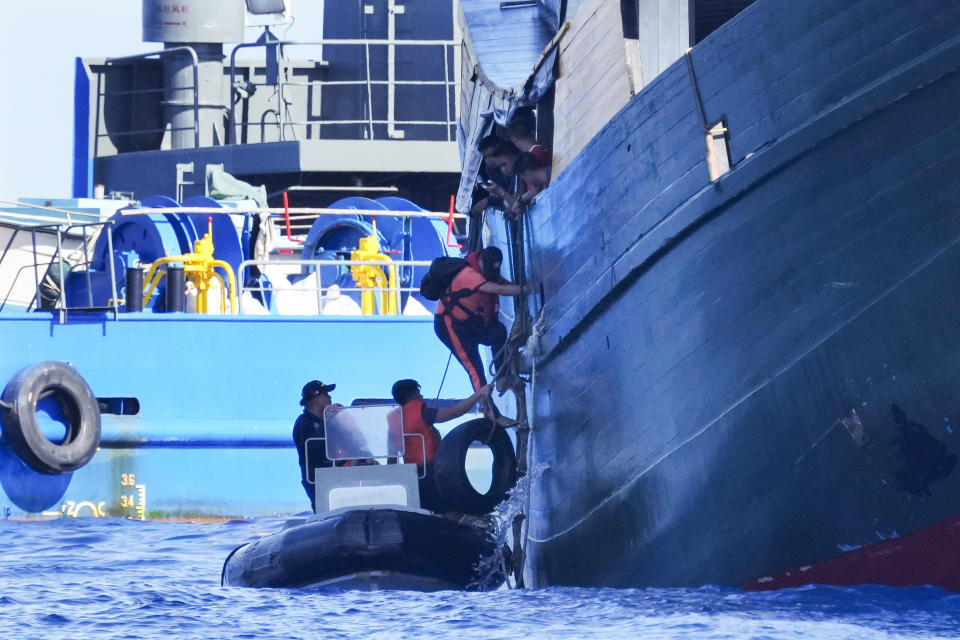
[434,253,499,324]
[400,399,441,467]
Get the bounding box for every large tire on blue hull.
[0,362,101,474]
[434,418,517,515]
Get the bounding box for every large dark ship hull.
[518,0,960,588]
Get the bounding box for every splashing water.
[470,461,551,589]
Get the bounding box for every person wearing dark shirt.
[292,379,340,510]
[481,141,524,216]
[473,134,512,213]
[478,134,506,184]
[388,378,492,512]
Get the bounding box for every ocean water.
[1,518,958,640]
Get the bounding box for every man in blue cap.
[292,380,340,509]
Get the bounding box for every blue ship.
[457,0,960,591]
[0,0,482,520]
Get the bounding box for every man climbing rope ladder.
[429,246,528,425]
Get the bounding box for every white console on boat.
[312,404,422,515]
[313,464,421,514]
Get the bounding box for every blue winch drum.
[298,196,449,311]
[66,196,244,311]
[63,193,446,312]
[180,196,244,276]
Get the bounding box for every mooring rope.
[458,203,542,587]
[434,351,453,401]
[500,212,533,586]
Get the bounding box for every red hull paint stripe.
[743,514,960,591]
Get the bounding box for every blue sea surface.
[1,517,958,640]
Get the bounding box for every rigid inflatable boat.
[221,409,515,591]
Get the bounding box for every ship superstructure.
[0,0,486,521]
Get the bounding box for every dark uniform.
[292,409,333,508]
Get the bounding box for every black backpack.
[419,256,468,300]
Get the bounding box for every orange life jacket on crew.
[399,399,441,467]
[435,253,499,324]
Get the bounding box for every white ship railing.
[89,38,457,156]
[0,200,103,228]
[0,205,466,320]
[238,257,434,317]
[228,38,457,144]
[4,220,120,322]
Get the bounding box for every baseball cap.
[300,380,336,405]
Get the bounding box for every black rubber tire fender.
[434,418,517,515]
[0,361,101,474]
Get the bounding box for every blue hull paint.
[466,0,960,588]
[0,312,473,518]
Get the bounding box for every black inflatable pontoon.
[221,508,507,590]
